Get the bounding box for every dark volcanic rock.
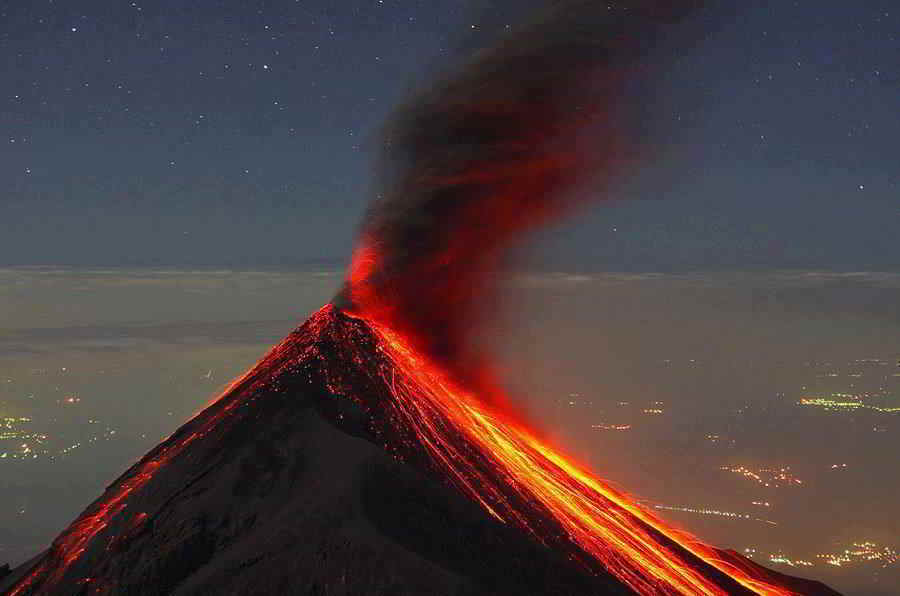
[1,365,629,596]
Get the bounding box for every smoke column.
[339,0,702,413]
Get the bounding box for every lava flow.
[327,307,810,595]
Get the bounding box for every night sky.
[2,1,897,270]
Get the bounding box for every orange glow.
[343,315,798,595]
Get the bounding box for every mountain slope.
[1,307,633,596]
[2,307,838,595]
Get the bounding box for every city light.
[720,465,803,487]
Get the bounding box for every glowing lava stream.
[350,314,796,596]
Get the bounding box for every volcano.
[4,2,840,595]
[1,307,838,595]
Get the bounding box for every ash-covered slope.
[1,307,632,596]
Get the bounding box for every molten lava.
[332,308,804,595]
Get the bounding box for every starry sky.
[2,1,897,271]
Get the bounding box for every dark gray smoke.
[338,0,706,400]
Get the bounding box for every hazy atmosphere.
[2,268,898,594]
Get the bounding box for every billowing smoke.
[337,1,704,411]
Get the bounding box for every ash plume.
[338,0,705,406]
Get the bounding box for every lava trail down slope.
[4,1,840,595]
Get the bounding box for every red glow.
[337,307,800,595]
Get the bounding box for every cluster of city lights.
[766,553,814,568]
[0,416,49,460]
[641,402,665,415]
[749,542,899,570]
[1,416,35,434]
[720,465,803,487]
[1,414,120,460]
[590,423,632,431]
[798,397,900,414]
[818,542,899,568]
